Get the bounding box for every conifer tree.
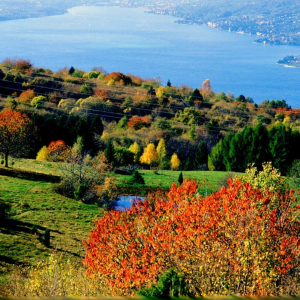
[194,141,208,170]
[105,139,115,164]
[184,157,193,171]
[268,125,290,174]
[128,170,145,185]
[178,172,183,185]
[208,139,225,171]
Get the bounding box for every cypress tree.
[104,139,115,164]
[178,172,183,185]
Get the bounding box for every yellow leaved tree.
[36,146,50,161]
[170,153,180,170]
[156,138,167,167]
[140,143,158,168]
[128,142,140,163]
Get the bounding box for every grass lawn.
[114,169,237,193]
[12,159,236,192]
[0,173,102,279]
[11,158,63,176]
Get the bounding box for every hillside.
[0,58,298,172]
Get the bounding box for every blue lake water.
[115,195,146,210]
[1,6,300,106]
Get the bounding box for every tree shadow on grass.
[0,255,20,265]
[0,167,61,183]
[0,219,62,236]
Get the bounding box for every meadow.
[0,159,231,282]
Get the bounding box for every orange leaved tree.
[83,178,300,296]
[47,140,69,162]
[0,109,33,167]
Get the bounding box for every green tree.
[208,139,225,171]
[184,157,193,171]
[188,88,203,106]
[268,125,291,174]
[178,172,183,185]
[189,124,196,139]
[128,170,145,185]
[104,139,115,164]
[68,66,75,75]
[228,131,247,172]
[114,148,134,166]
[250,123,269,168]
[117,116,128,129]
[194,141,208,170]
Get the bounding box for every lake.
[0,6,300,106]
[115,195,146,210]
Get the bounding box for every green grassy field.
[0,159,234,289]
[0,168,102,283]
[114,169,236,192]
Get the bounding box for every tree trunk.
[4,153,8,167]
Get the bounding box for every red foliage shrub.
[127,115,151,130]
[83,179,300,296]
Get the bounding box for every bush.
[80,84,93,95]
[128,170,145,185]
[138,269,190,298]
[4,254,106,296]
[88,71,100,79]
[31,96,47,109]
[74,183,88,200]
[84,178,300,296]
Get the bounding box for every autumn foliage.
[19,89,35,103]
[84,179,300,296]
[102,72,132,85]
[127,116,151,130]
[0,109,32,167]
[47,140,69,161]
